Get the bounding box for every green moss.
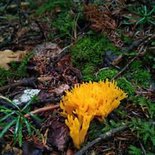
[0,54,32,86]
[88,120,105,141]
[117,77,135,96]
[36,0,72,15]
[95,68,118,81]
[125,60,151,88]
[130,60,143,69]
[52,11,74,39]
[122,35,133,44]
[132,69,151,87]
[130,96,155,119]
[71,33,118,81]
[0,68,13,86]
[82,64,96,81]
[95,68,135,96]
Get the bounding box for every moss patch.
[95,68,118,81]
[71,33,118,81]
[117,77,135,96]
[51,11,74,39]
[125,60,151,88]
[0,54,32,86]
[36,0,72,15]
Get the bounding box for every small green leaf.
[30,113,42,123]
[23,118,31,135]
[0,96,20,110]
[0,111,15,123]
[14,116,20,136]
[22,96,36,112]
[18,123,23,147]
[0,119,16,138]
[0,106,12,113]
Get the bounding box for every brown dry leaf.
[0,50,27,69]
[84,4,117,32]
[16,27,29,38]
[23,141,44,155]
[84,4,124,47]
[66,149,74,155]
[53,84,70,95]
[32,42,61,75]
[38,76,53,82]
[0,36,4,43]
[2,144,22,155]
[47,118,69,151]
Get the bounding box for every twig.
[17,0,22,25]
[75,125,128,155]
[139,142,147,155]
[0,25,17,49]
[24,104,60,118]
[122,38,145,53]
[35,20,46,40]
[112,48,144,80]
[122,34,155,53]
[0,77,37,93]
[52,44,72,66]
[111,35,152,67]
[18,97,61,108]
[112,34,155,80]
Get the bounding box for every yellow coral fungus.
[60,80,127,149]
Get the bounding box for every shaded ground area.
[0,0,155,154]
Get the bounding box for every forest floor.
[0,0,155,155]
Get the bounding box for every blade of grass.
[23,117,31,135]
[0,106,13,113]
[14,116,20,136]
[0,96,20,110]
[29,113,42,123]
[22,96,36,112]
[0,119,16,138]
[18,122,23,147]
[0,111,15,123]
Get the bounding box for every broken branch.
[24,104,60,118]
[75,125,128,155]
[112,34,155,80]
[0,77,37,93]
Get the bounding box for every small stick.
[111,47,144,80]
[0,77,37,93]
[112,34,155,80]
[18,97,61,108]
[122,34,155,54]
[75,125,128,155]
[52,44,72,66]
[139,142,147,155]
[24,104,60,118]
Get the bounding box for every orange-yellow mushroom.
[60,80,127,148]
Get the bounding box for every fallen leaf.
[38,76,53,82]
[53,84,70,95]
[32,42,61,75]
[23,141,44,155]
[2,144,22,155]
[0,50,27,69]
[47,118,69,151]
[66,149,74,155]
